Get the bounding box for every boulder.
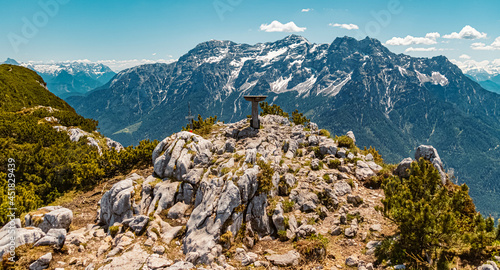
[237,167,259,203]
[123,215,149,235]
[346,131,356,144]
[98,176,139,228]
[29,252,52,270]
[394,157,413,178]
[165,261,195,270]
[345,255,359,267]
[146,181,180,215]
[168,202,190,219]
[415,145,446,184]
[319,141,337,156]
[34,229,66,249]
[246,193,272,238]
[184,178,241,264]
[355,160,376,181]
[308,135,319,146]
[347,194,363,206]
[153,131,212,180]
[272,203,285,232]
[266,250,300,267]
[98,243,149,270]
[244,148,257,164]
[0,219,45,259]
[290,188,318,212]
[106,137,124,152]
[26,206,73,233]
[334,181,352,196]
[479,262,499,270]
[147,255,174,269]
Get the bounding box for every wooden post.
[244,95,267,129]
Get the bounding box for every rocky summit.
[2,114,495,269]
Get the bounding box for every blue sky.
[1,0,499,71]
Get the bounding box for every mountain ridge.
[67,35,500,219]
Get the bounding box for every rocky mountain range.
[2,59,116,99]
[66,35,500,219]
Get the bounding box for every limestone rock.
[346,131,356,144]
[98,176,139,228]
[394,157,413,178]
[34,228,66,249]
[345,255,359,267]
[26,206,73,233]
[334,181,352,196]
[29,252,52,270]
[266,250,300,267]
[168,202,190,219]
[98,243,149,270]
[0,220,45,259]
[415,145,446,184]
[355,160,376,181]
[123,215,149,235]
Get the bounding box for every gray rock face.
[0,219,46,259]
[345,255,359,266]
[284,140,299,159]
[311,159,320,170]
[98,243,149,270]
[168,202,190,219]
[347,195,363,206]
[146,181,180,215]
[29,252,52,270]
[25,206,73,233]
[34,229,66,249]
[272,203,285,232]
[415,145,446,184]
[334,181,352,196]
[394,157,413,178]
[98,175,140,228]
[479,261,499,270]
[106,137,124,152]
[346,131,356,144]
[165,261,195,270]
[153,131,213,180]
[124,215,149,234]
[184,178,241,264]
[319,140,337,156]
[237,167,259,203]
[244,148,257,164]
[266,250,300,267]
[246,193,271,238]
[290,187,318,212]
[355,160,376,181]
[308,135,319,146]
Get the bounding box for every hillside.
[1,113,499,269]
[0,64,155,225]
[66,36,500,220]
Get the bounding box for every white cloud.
[459,54,471,59]
[260,20,306,32]
[471,36,500,50]
[386,33,440,46]
[329,23,359,30]
[152,53,157,56]
[301,8,312,12]
[405,47,437,52]
[443,25,487,39]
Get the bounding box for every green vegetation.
[0,65,157,225]
[295,233,328,262]
[318,129,331,137]
[256,159,274,194]
[282,199,295,213]
[362,146,384,164]
[259,102,289,118]
[378,158,499,269]
[181,114,218,136]
[336,135,355,149]
[108,225,120,237]
[291,109,310,126]
[328,158,341,169]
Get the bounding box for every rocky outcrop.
[0,219,46,259]
[98,174,142,228]
[415,145,447,184]
[25,206,73,233]
[153,131,213,180]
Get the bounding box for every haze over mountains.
[1,58,116,98]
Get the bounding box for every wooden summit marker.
[244,95,267,129]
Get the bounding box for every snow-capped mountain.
[451,59,500,94]
[2,59,116,98]
[67,35,500,218]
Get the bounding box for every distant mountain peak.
[3,58,20,65]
